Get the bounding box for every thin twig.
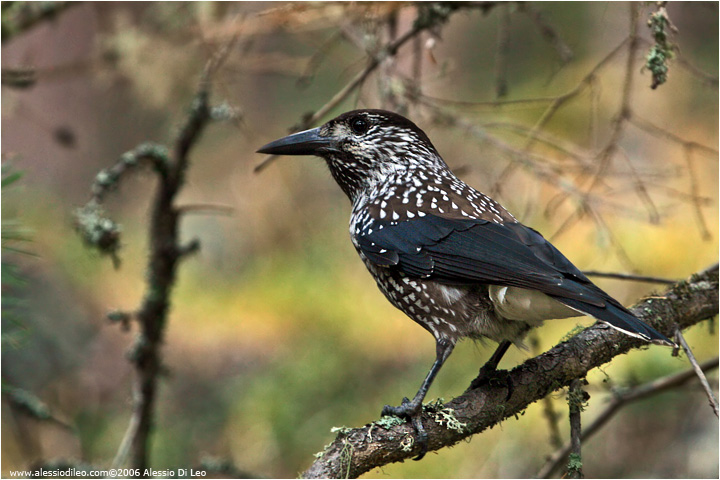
[683,145,713,241]
[254,3,492,173]
[582,3,638,196]
[628,113,718,156]
[586,208,636,272]
[537,356,719,478]
[176,203,235,215]
[519,3,574,64]
[489,37,631,197]
[418,92,559,108]
[582,270,676,285]
[566,379,585,479]
[674,54,719,88]
[530,334,563,449]
[495,3,510,98]
[297,29,345,88]
[409,25,423,116]
[617,146,660,224]
[674,328,719,417]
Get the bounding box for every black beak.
[257,127,334,156]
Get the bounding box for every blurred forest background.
[2,2,718,478]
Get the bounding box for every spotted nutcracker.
[257,109,672,456]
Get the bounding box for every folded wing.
[355,214,671,344]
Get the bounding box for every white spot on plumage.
[439,285,464,304]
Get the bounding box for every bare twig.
[297,29,345,88]
[583,3,638,197]
[254,2,496,173]
[673,54,719,88]
[537,356,719,478]
[418,98,602,209]
[628,113,718,156]
[617,147,660,224]
[530,334,563,449]
[586,208,636,272]
[176,203,235,215]
[494,3,510,98]
[566,379,586,479]
[418,92,558,108]
[626,112,717,240]
[582,270,676,285]
[674,328,719,417]
[488,37,630,197]
[683,145,713,241]
[519,3,574,64]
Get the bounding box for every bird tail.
[553,296,675,347]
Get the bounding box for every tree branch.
[75,43,236,474]
[674,327,719,417]
[1,1,79,44]
[302,264,718,478]
[254,2,499,173]
[566,379,586,479]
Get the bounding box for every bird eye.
[349,116,370,135]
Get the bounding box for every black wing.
[356,213,671,344]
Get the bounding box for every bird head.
[257,109,445,202]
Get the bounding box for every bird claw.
[468,366,513,401]
[381,397,414,417]
[381,398,429,461]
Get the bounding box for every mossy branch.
[74,49,236,473]
[302,264,718,479]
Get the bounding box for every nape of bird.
[257,109,673,459]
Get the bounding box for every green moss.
[560,324,586,343]
[567,452,583,474]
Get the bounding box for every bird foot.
[467,366,513,400]
[381,398,429,461]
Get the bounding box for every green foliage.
[2,166,33,347]
[1,167,57,427]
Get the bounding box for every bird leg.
[381,338,454,460]
[467,340,513,398]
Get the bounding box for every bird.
[257,109,673,457]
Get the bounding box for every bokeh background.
[2,2,718,478]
